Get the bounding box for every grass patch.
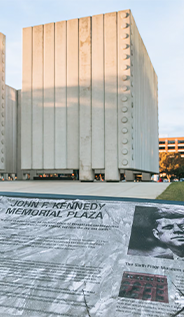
[156,182,184,201]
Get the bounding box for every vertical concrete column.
[155,74,159,172]
[0,33,6,170]
[141,36,145,171]
[131,16,141,170]
[12,88,17,173]
[129,14,135,169]
[150,68,154,172]
[30,170,37,180]
[142,172,151,181]
[118,10,132,171]
[5,86,17,173]
[79,17,93,181]
[43,23,55,168]
[3,173,8,180]
[138,23,142,170]
[151,72,155,170]
[104,12,119,181]
[145,54,150,171]
[131,16,137,168]
[130,12,159,175]
[130,13,136,169]
[125,170,134,181]
[5,86,11,172]
[67,19,79,169]
[21,27,32,169]
[32,25,43,169]
[92,14,105,169]
[10,173,15,180]
[139,30,144,171]
[5,86,13,173]
[146,46,153,171]
[55,21,67,168]
[17,90,23,179]
[151,65,157,172]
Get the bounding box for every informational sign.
[0,195,184,316]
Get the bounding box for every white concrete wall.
[4,85,17,173]
[55,21,67,169]
[0,34,20,176]
[118,10,132,172]
[21,27,32,169]
[79,17,93,181]
[21,10,159,180]
[17,90,22,178]
[104,12,119,181]
[92,14,104,170]
[130,12,159,173]
[67,19,79,169]
[0,33,6,170]
[44,23,55,169]
[32,25,43,169]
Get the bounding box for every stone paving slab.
[0,181,170,199]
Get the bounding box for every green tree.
[159,152,184,182]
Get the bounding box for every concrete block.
[32,25,43,169]
[21,27,32,169]
[30,170,37,180]
[3,173,8,180]
[0,33,6,170]
[104,12,119,181]
[55,21,67,168]
[79,17,94,181]
[20,10,159,178]
[67,19,79,169]
[130,12,159,174]
[118,10,132,170]
[10,173,15,180]
[5,85,17,173]
[92,14,104,169]
[142,172,151,181]
[17,90,22,179]
[125,170,134,181]
[43,23,55,169]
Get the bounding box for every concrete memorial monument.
[0,193,184,316]
[0,33,6,171]
[21,9,159,181]
[0,32,20,179]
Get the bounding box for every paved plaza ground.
[0,181,170,199]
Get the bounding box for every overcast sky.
[0,0,183,138]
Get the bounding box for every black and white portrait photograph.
[128,205,184,260]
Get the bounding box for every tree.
[159,152,184,182]
[174,163,184,180]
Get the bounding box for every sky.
[0,0,183,138]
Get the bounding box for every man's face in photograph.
[153,217,184,248]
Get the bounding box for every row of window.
[159,140,184,145]
[159,150,184,154]
[159,146,184,149]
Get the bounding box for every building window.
[168,140,175,144]
[159,141,165,145]
[178,146,184,149]
[167,146,175,150]
[159,147,165,150]
[178,140,184,144]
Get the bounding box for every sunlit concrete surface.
[0,181,170,199]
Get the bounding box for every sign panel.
[0,195,184,316]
